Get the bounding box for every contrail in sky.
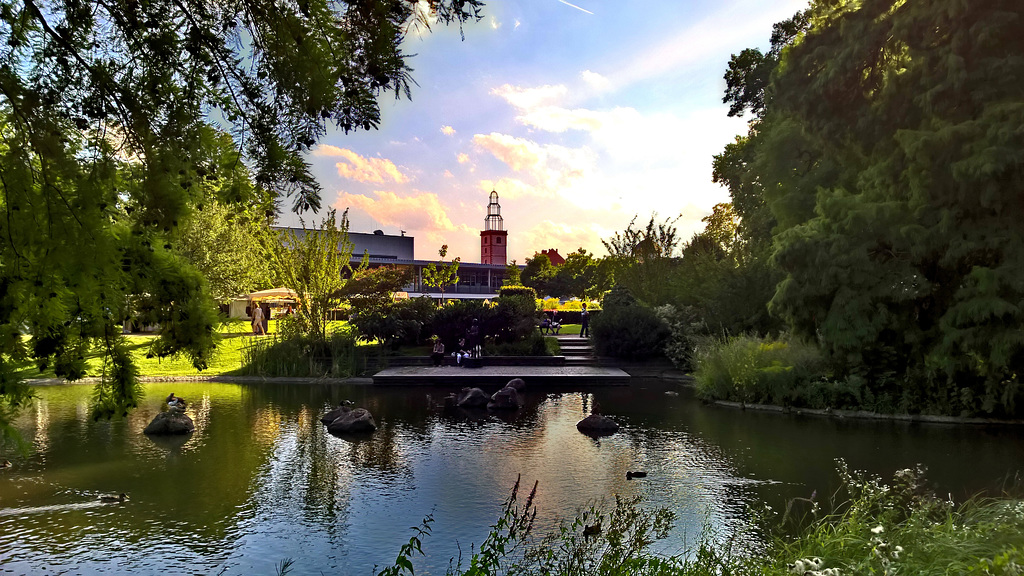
[558,0,594,15]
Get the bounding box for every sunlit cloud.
[335,190,458,232]
[520,222,604,260]
[476,177,546,201]
[473,133,593,177]
[457,152,471,164]
[441,125,456,136]
[314,145,409,184]
[492,83,567,110]
[443,169,455,178]
[580,70,611,91]
[490,16,501,29]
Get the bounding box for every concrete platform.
[372,365,630,386]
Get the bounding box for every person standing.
[252,302,265,336]
[579,303,590,338]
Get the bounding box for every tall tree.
[552,248,601,301]
[521,253,556,298]
[266,209,354,340]
[601,215,681,306]
[0,0,482,420]
[763,0,1024,415]
[422,245,460,305]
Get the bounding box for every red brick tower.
[480,190,508,265]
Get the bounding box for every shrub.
[493,292,540,343]
[591,288,669,360]
[498,285,537,299]
[654,304,707,371]
[692,334,829,406]
[429,299,495,350]
[485,331,552,356]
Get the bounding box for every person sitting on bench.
[540,317,552,334]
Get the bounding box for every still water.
[1,379,1022,575]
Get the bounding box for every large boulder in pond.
[576,414,619,436]
[488,387,522,411]
[326,408,377,435]
[456,387,490,409]
[144,410,195,435]
[321,405,352,425]
[506,378,526,393]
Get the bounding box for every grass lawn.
[14,319,354,380]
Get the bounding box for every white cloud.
[457,152,471,164]
[490,16,501,29]
[441,125,456,136]
[314,145,409,184]
[491,84,568,110]
[580,70,611,91]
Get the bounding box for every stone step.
[561,344,593,354]
[564,356,598,366]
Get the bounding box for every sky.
[284,0,809,263]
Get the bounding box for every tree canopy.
[0,0,483,420]
[748,0,1024,415]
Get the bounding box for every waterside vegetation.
[370,463,1024,576]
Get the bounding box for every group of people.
[431,319,482,367]
[540,304,590,337]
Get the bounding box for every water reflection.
[1,380,1021,575]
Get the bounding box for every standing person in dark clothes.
[580,303,590,338]
[467,318,481,358]
[261,302,271,334]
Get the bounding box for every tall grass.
[693,334,836,407]
[766,461,1024,576]
[372,463,1024,576]
[238,328,368,378]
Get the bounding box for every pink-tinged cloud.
[491,83,568,110]
[443,169,455,178]
[441,125,456,136]
[472,133,596,191]
[477,178,540,201]
[335,190,458,232]
[519,222,604,261]
[314,145,408,184]
[457,153,471,164]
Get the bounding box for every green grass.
[13,319,365,380]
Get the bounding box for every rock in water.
[488,387,522,411]
[326,408,377,435]
[143,410,195,435]
[576,414,619,435]
[506,378,526,392]
[320,405,352,425]
[456,387,490,408]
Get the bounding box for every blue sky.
[287,0,808,263]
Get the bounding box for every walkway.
[372,333,630,386]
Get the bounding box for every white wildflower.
[871,525,885,534]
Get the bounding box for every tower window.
[496,237,502,244]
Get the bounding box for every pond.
[1,379,1022,575]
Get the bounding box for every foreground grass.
[366,463,1024,576]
